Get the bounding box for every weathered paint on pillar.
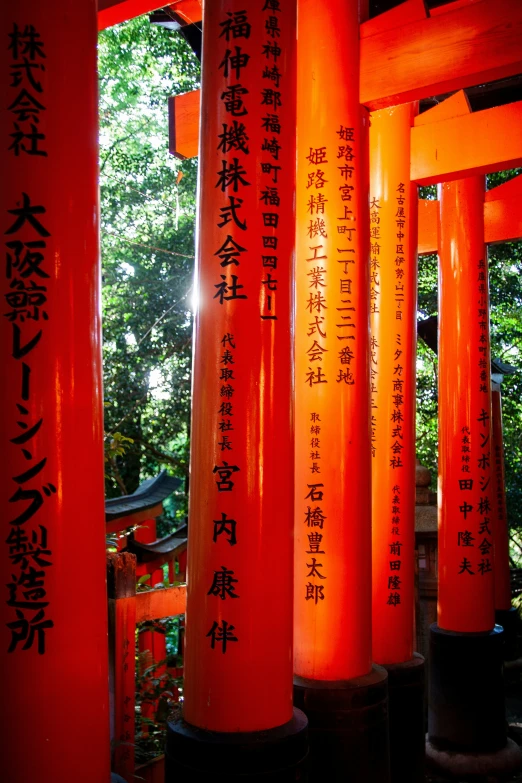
[369,104,418,665]
[294,0,371,681]
[492,384,512,611]
[0,2,110,780]
[183,1,297,731]
[438,177,495,633]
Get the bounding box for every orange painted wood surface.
[171,0,202,24]
[429,0,480,15]
[135,584,186,622]
[294,0,372,683]
[171,5,522,156]
[370,103,418,665]
[360,0,427,39]
[169,91,200,160]
[183,0,297,733]
[136,755,165,783]
[485,174,522,244]
[419,189,522,252]
[106,502,164,535]
[360,0,522,110]
[418,199,439,255]
[438,176,495,633]
[98,0,168,29]
[414,89,471,127]
[491,387,512,611]
[108,553,137,781]
[1,3,110,780]
[99,0,201,31]
[485,196,522,245]
[411,101,522,185]
[485,172,522,203]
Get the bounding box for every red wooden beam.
[171,1,522,157]
[418,175,522,253]
[135,584,187,622]
[485,173,522,245]
[414,89,471,127]
[418,199,439,256]
[169,91,200,160]
[360,0,522,110]
[98,0,201,31]
[106,502,164,535]
[98,0,168,30]
[411,100,522,185]
[360,0,428,39]
[108,553,137,781]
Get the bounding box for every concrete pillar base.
[496,607,521,662]
[504,656,522,690]
[165,708,309,782]
[427,623,522,780]
[428,623,506,752]
[426,736,522,781]
[293,665,390,783]
[384,653,425,783]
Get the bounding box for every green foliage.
[98,17,200,506]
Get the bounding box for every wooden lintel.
[418,199,439,255]
[135,584,187,622]
[485,195,522,244]
[106,502,164,535]
[172,2,522,159]
[485,172,522,202]
[360,0,428,39]
[169,91,200,160]
[411,100,522,185]
[360,0,522,110]
[429,0,478,16]
[414,89,471,126]
[98,0,167,30]
[99,0,201,31]
[418,190,522,252]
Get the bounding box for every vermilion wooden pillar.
[139,623,168,732]
[0,2,110,781]
[491,385,512,613]
[369,103,424,783]
[491,381,520,661]
[135,518,164,585]
[437,178,495,635]
[166,3,308,779]
[370,103,417,665]
[427,178,521,778]
[292,2,389,780]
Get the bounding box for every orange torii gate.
[3,1,522,783]
[167,4,522,779]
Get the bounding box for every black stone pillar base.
[425,738,522,781]
[293,665,390,783]
[496,607,521,662]
[426,623,522,780]
[384,653,425,783]
[165,708,309,782]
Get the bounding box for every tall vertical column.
[491,381,519,660]
[293,1,389,780]
[166,3,308,781]
[492,384,512,612]
[0,2,111,782]
[369,104,424,783]
[426,178,521,779]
